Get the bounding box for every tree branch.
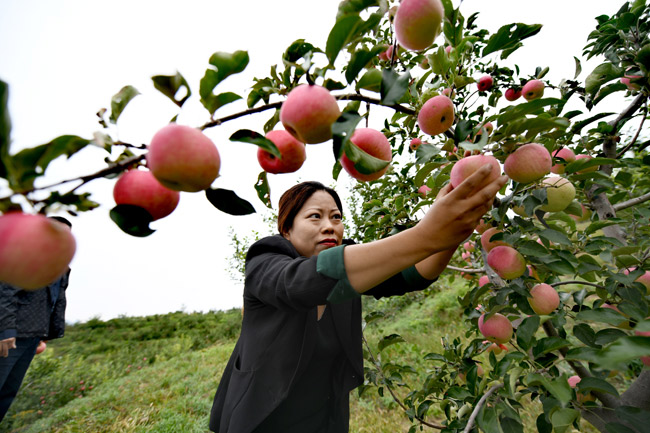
[462,383,504,433]
[447,265,485,274]
[550,280,606,290]
[615,103,647,158]
[612,192,650,212]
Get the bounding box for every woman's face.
[284,190,344,257]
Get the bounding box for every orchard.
[1,0,650,432]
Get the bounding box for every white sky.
[0,0,627,322]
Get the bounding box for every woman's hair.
[277,181,343,235]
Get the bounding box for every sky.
[0,0,628,323]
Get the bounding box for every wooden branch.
[550,280,606,290]
[612,192,650,212]
[616,103,647,158]
[462,383,504,433]
[447,265,485,274]
[361,333,445,430]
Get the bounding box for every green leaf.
[326,15,362,65]
[585,62,623,96]
[614,407,650,433]
[477,406,502,433]
[570,112,615,134]
[0,79,10,180]
[109,85,140,124]
[538,228,573,246]
[201,91,242,116]
[573,56,582,79]
[151,72,191,107]
[533,337,570,357]
[254,171,272,209]
[415,161,446,186]
[283,39,318,64]
[229,129,280,158]
[482,23,542,59]
[517,240,548,257]
[576,377,619,397]
[381,68,411,106]
[200,51,249,114]
[109,204,155,237]
[343,139,390,175]
[378,334,406,352]
[500,417,524,433]
[205,188,256,216]
[415,143,442,164]
[590,336,650,370]
[526,373,572,406]
[584,220,621,236]
[516,315,540,350]
[576,308,630,327]
[497,98,564,124]
[445,386,473,400]
[574,324,599,348]
[346,46,385,84]
[356,68,383,92]
[550,408,580,433]
[332,111,363,161]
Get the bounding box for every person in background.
[209,166,507,433]
[0,216,72,422]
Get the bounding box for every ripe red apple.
[504,88,522,101]
[487,246,526,280]
[550,147,576,174]
[417,95,454,136]
[280,84,341,144]
[504,143,552,184]
[0,213,76,290]
[341,128,392,181]
[478,275,490,287]
[418,185,432,197]
[379,45,398,61]
[568,375,581,388]
[463,242,475,252]
[621,74,643,91]
[528,283,560,315]
[484,341,508,355]
[480,227,509,252]
[113,169,180,221]
[478,313,513,344]
[477,75,494,92]
[35,341,47,355]
[410,138,423,151]
[476,122,493,137]
[445,46,452,54]
[522,80,545,101]
[147,124,220,192]
[449,154,501,189]
[394,0,444,51]
[539,176,576,212]
[441,87,455,98]
[574,154,598,173]
[257,130,306,174]
[624,268,650,295]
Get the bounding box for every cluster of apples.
[474,71,546,103]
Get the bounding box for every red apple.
[522,80,545,101]
[113,169,180,221]
[624,268,650,295]
[280,84,341,144]
[341,128,392,181]
[0,213,76,290]
[568,375,581,388]
[410,138,423,151]
[504,143,552,184]
[147,124,220,192]
[394,0,444,51]
[621,74,643,91]
[463,242,475,252]
[418,185,432,197]
[476,122,493,137]
[539,176,576,212]
[504,88,522,101]
[477,75,494,92]
[478,275,490,287]
[257,130,306,174]
[480,227,509,252]
[484,341,508,355]
[528,283,560,315]
[487,246,526,280]
[478,313,513,344]
[550,147,576,174]
[418,95,454,136]
[449,154,501,189]
[574,154,598,173]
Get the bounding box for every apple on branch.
[478,313,513,344]
[550,147,576,174]
[539,176,576,212]
[280,84,341,144]
[522,79,545,101]
[257,130,306,174]
[487,246,526,280]
[504,88,522,101]
[504,143,552,184]
[394,0,444,51]
[340,128,392,182]
[528,283,560,315]
[417,95,455,136]
[477,75,494,92]
[113,169,180,221]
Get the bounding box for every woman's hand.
[417,164,507,252]
[0,337,16,357]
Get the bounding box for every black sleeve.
[0,282,18,340]
[48,270,69,340]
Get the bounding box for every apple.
[570,203,592,222]
[410,138,423,151]
[476,122,494,137]
[418,185,432,197]
[522,80,545,101]
[113,169,180,221]
[550,147,576,174]
[280,84,341,144]
[480,227,509,252]
[0,213,76,290]
[527,265,540,281]
[341,128,392,181]
[484,341,508,355]
[458,364,484,382]
[504,88,522,101]
[379,44,398,62]
[528,283,560,315]
[621,74,643,91]
[449,154,501,189]
[418,95,454,136]
[463,242,475,252]
[257,130,306,174]
[568,375,581,388]
[478,275,490,287]
[35,341,47,355]
[394,0,444,51]
[477,75,494,92]
[474,219,490,234]
[504,143,552,184]
[441,87,455,98]
[445,45,452,54]
[478,313,513,344]
[623,268,650,295]
[539,176,576,212]
[574,154,598,173]
[487,246,526,280]
[147,124,221,192]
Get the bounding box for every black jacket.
[209,235,434,433]
[0,270,69,341]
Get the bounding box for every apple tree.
[1,0,650,432]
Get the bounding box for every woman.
[209,165,507,433]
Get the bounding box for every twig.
[615,103,647,158]
[447,266,485,274]
[361,333,445,430]
[549,280,606,290]
[612,191,650,212]
[462,383,504,433]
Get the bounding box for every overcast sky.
[0,0,626,322]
